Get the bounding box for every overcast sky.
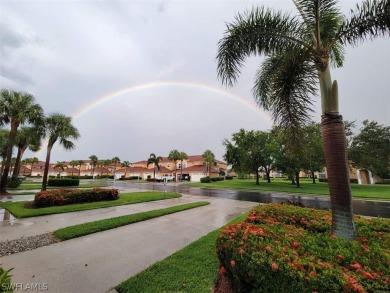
[1,0,389,163]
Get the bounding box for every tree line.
[223,120,390,187]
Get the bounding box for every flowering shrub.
[216,203,390,293]
[34,188,119,208]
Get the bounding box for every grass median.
[0,192,181,218]
[115,211,248,293]
[53,201,210,241]
[185,179,390,200]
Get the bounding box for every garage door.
[191,174,204,182]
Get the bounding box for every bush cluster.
[47,178,80,187]
[146,178,159,182]
[225,176,233,180]
[34,188,119,208]
[216,203,390,293]
[200,177,226,183]
[6,178,22,188]
[200,177,211,183]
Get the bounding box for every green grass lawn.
[115,212,248,293]
[185,179,390,200]
[0,192,181,218]
[53,201,209,240]
[9,183,107,190]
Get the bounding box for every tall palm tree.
[111,156,121,178]
[216,0,389,240]
[29,157,39,176]
[69,160,79,176]
[168,149,181,181]
[41,113,80,191]
[178,151,188,181]
[89,155,98,178]
[202,150,216,178]
[0,129,10,177]
[0,89,44,192]
[121,160,131,178]
[103,159,111,176]
[147,153,162,179]
[11,126,42,179]
[77,160,84,177]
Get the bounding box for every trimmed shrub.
[319,178,328,182]
[119,176,142,180]
[146,178,158,182]
[34,188,119,208]
[216,203,390,293]
[200,177,211,183]
[225,176,233,180]
[350,179,358,184]
[211,177,224,182]
[6,178,22,188]
[47,178,79,187]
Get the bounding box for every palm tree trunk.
[0,122,18,192]
[12,147,26,178]
[41,145,52,191]
[320,68,355,240]
[321,113,355,239]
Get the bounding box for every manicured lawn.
[10,183,107,190]
[53,201,209,240]
[115,212,248,293]
[185,179,390,200]
[0,192,181,218]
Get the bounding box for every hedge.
[47,178,80,187]
[6,178,22,188]
[34,188,119,208]
[119,176,142,180]
[200,177,211,183]
[216,203,390,293]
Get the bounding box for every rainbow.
[71,81,271,121]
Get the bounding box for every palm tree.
[41,113,80,191]
[216,0,389,240]
[202,150,216,178]
[121,160,131,178]
[168,149,181,181]
[103,160,111,176]
[77,160,84,176]
[21,158,32,176]
[89,155,98,179]
[29,157,39,176]
[69,160,79,176]
[111,157,121,178]
[178,151,188,181]
[11,126,42,179]
[0,89,44,192]
[0,129,10,177]
[147,153,162,179]
[54,161,66,178]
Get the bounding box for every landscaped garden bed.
[216,204,390,292]
[34,188,119,207]
[0,192,182,218]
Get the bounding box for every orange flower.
[336,254,344,260]
[219,266,226,274]
[362,272,374,279]
[239,249,245,255]
[271,263,278,270]
[230,260,236,268]
[265,246,271,252]
[291,241,299,248]
[350,262,361,270]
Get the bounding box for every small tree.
[147,153,162,179]
[89,155,98,178]
[69,160,79,176]
[121,161,131,178]
[202,150,216,178]
[111,156,121,178]
[178,151,188,181]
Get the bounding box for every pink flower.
[230,260,236,268]
[271,263,278,270]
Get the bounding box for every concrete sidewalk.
[0,194,211,241]
[1,195,257,293]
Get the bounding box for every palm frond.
[253,51,317,133]
[59,139,75,150]
[334,0,390,47]
[217,6,311,86]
